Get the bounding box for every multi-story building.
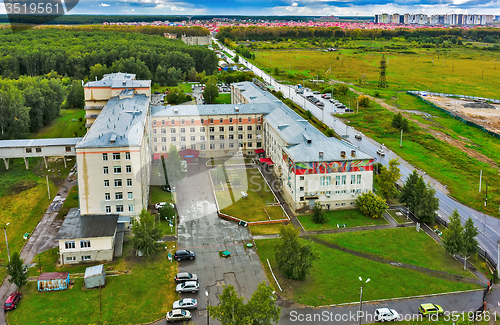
[75,90,152,216]
[181,35,211,46]
[84,73,151,128]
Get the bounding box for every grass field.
[213,168,284,222]
[255,238,479,306]
[33,109,86,139]
[314,227,473,277]
[387,209,411,224]
[214,93,231,104]
[248,223,285,236]
[298,209,388,231]
[10,244,178,325]
[56,185,79,220]
[151,83,193,94]
[149,186,174,206]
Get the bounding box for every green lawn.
[149,186,174,205]
[56,186,79,220]
[387,209,411,224]
[213,168,281,222]
[33,109,86,139]
[249,223,285,236]
[214,93,231,104]
[298,209,387,231]
[11,244,178,325]
[255,238,479,306]
[314,227,473,277]
[151,83,192,94]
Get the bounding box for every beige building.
[84,73,151,128]
[181,35,211,46]
[55,209,118,265]
[76,90,152,216]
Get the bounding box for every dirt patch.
[10,179,38,195]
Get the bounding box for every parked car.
[175,272,198,283]
[3,292,21,311]
[329,98,338,104]
[312,91,320,94]
[174,249,196,261]
[317,102,325,107]
[156,202,175,210]
[322,93,332,99]
[355,133,362,140]
[176,281,199,293]
[345,108,354,112]
[173,298,198,309]
[336,104,346,109]
[166,309,192,322]
[419,303,444,316]
[376,149,385,156]
[374,308,399,322]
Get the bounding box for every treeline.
[0,15,188,24]
[0,76,68,139]
[0,28,217,83]
[217,26,500,42]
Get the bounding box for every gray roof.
[56,208,118,240]
[84,264,105,278]
[0,138,82,148]
[151,103,274,117]
[284,138,371,162]
[232,82,280,104]
[76,94,150,149]
[84,72,150,89]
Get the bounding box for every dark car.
[175,272,198,283]
[174,249,196,261]
[345,108,354,112]
[3,292,21,311]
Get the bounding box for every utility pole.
[3,224,10,262]
[46,174,51,200]
[479,170,482,192]
[358,277,370,325]
[400,129,403,147]
[357,99,359,114]
[497,239,499,281]
[99,280,102,324]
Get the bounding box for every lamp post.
[4,223,10,262]
[205,290,210,325]
[358,277,370,325]
[497,239,500,281]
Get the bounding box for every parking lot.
[297,87,356,116]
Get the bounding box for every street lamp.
[205,290,210,325]
[359,277,370,325]
[4,223,10,262]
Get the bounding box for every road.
[214,39,500,269]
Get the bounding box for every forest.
[0,26,218,140]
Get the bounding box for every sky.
[1,0,500,16]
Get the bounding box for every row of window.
[66,255,91,262]
[103,179,133,187]
[154,134,259,143]
[310,175,363,186]
[103,166,132,175]
[298,188,363,195]
[105,205,134,214]
[153,142,263,152]
[105,192,133,201]
[64,240,91,250]
[102,152,131,161]
[26,147,72,153]
[153,125,261,135]
[152,117,261,126]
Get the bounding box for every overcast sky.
[1,0,500,16]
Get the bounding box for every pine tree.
[7,252,28,289]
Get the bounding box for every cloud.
[171,5,185,10]
[99,2,110,6]
[292,2,298,6]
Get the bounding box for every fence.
[407,90,500,104]
[407,91,500,140]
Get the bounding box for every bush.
[312,203,326,224]
[358,95,370,107]
[337,84,349,95]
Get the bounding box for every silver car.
[176,281,199,293]
[173,298,198,310]
[166,309,191,323]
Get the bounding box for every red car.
[3,292,21,311]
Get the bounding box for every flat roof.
[84,265,105,278]
[0,138,83,148]
[232,81,281,104]
[55,208,118,240]
[76,94,150,149]
[38,272,69,280]
[150,103,274,117]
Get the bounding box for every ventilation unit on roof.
[122,80,126,85]
[340,151,346,158]
[110,134,117,143]
[234,106,239,112]
[319,152,324,158]
[351,150,356,157]
[174,108,178,114]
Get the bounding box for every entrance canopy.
[259,157,274,166]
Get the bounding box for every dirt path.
[349,89,500,170]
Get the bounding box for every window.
[191,136,196,141]
[180,128,185,133]
[342,175,346,185]
[320,176,326,187]
[200,118,204,124]
[200,144,206,150]
[128,192,133,200]
[161,146,167,151]
[210,118,214,124]
[103,166,109,175]
[181,119,185,125]
[114,166,121,174]
[351,189,356,194]
[335,190,341,195]
[116,205,124,213]
[238,134,243,140]
[220,135,224,140]
[128,205,134,212]
[125,152,130,160]
[102,153,108,161]
[229,143,234,148]
[66,256,76,262]
[153,146,158,152]
[300,176,305,180]
[326,176,331,186]
[171,137,176,142]
[229,135,234,140]
[161,120,165,126]
[161,137,166,143]
[229,118,233,123]
[351,175,356,185]
[248,142,252,148]
[82,255,91,261]
[200,127,205,132]
[336,176,340,185]
[172,120,175,125]
[257,125,261,131]
[105,193,110,201]
[104,180,109,187]
[105,206,111,214]
[247,126,252,131]
[257,117,261,122]
[191,119,194,125]
[341,190,347,194]
[36,147,42,153]
[115,192,123,200]
[220,143,225,149]
[200,136,206,141]
[248,117,251,123]
[181,136,186,142]
[161,128,166,134]
[209,127,215,132]
[114,179,122,187]
[210,144,215,149]
[219,126,224,132]
[326,191,331,195]
[257,142,262,147]
[229,126,234,131]
[299,187,304,191]
[26,148,32,153]
[64,241,75,249]
[190,127,195,133]
[247,134,252,139]
[153,120,157,126]
[238,126,243,131]
[113,153,120,160]
[357,175,362,184]
[220,118,224,124]
[125,165,132,174]
[127,179,132,187]
[171,128,176,133]
[153,129,157,134]
[210,135,215,141]
[191,144,196,150]
[239,143,244,148]
[80,240,91,248]
[154,138,157,143]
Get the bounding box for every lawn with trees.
[297,208,388,231]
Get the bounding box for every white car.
[377,149,385,156]
[166,309,191,323]
[374,308,399,322]
[155,202,175,210]
[355,133,362,140]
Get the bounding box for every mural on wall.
[294,159,374,175]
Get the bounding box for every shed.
[37,272,69,292]
[84,265,106,289]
